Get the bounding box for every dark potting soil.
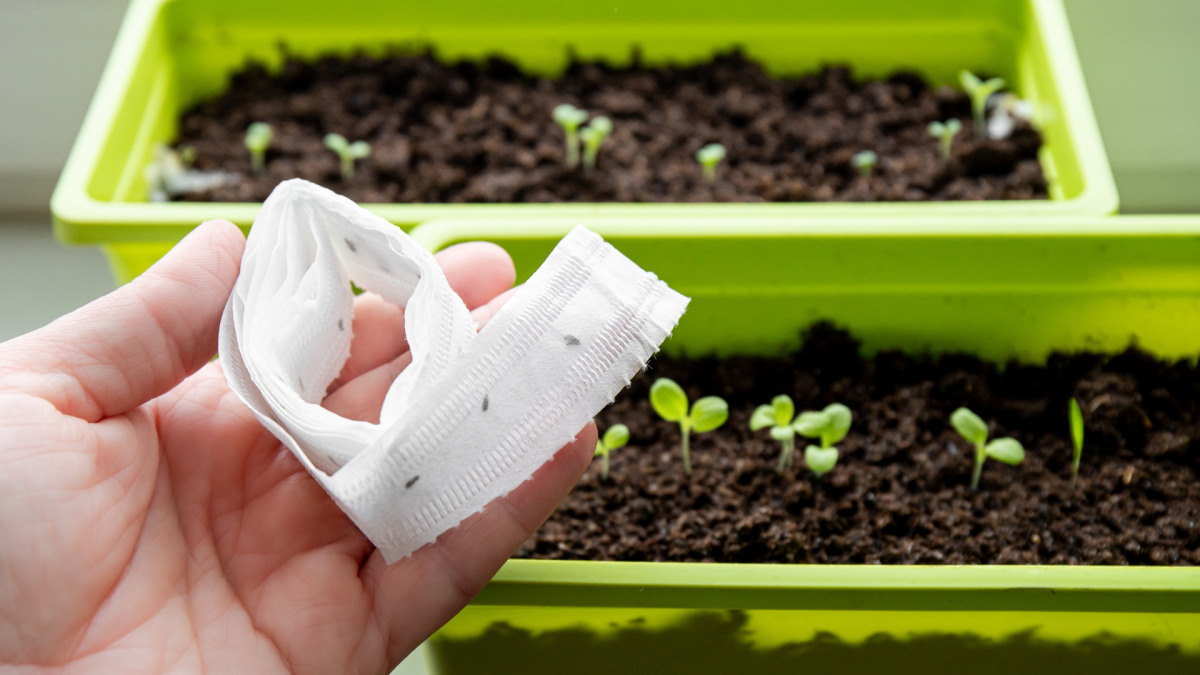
[174,51,1048,204]
[517,324,1200,565]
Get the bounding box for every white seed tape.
[218,179,689,562]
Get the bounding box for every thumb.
[0,220,245,422]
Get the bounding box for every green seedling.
[579,116,613,174]
[852,150,877,177]
[750,395,800,474]
[179,145,197,167]
[927,119,963,159]
[650,378,728,476]
[696,143,727,182]
[1069,398,1084,489]
[244,122,273,175]
[794,403,852,477]
[324,133,371,181]
[552,104,589,168]
[959,70,1006,138]
[951,407,1025,490]
[594,423,630,481]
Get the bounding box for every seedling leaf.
[690,396,729,433]
[750,404,776,431]
[1069,398,1084,453]
[772,395,795,427]
[824,403,852,446]
[696,143,727,182]
[650,378,688,422]
[985,437,1025,465]
[852,150,877,177]
[950,407,988,446]
[794,410,828,438]
[603,423,630,450]
[805,445,839,477]
[1069,397,1084,487]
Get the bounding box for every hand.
[0,221,595,674]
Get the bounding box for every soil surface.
[517,324,1200,565]
[174,51,1048,203]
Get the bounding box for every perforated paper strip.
[218,180,689,562]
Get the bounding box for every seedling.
[579,116,613,174]
[552,103,589,168]
[144,144,235,202]
[927,119,963,159]
[950,407,1025,490]
[750,395,800,474]
[244,122,273,175]
[696,143,727,182]
[179,145,197,167]
[1069,398,1084,489]
[959,70,1006,138]
[324,133,371,181]
[795,403,852,477]
[594,423,630,481]
[650,378,728,476]
[852,150,877,177]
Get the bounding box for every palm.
[0,221,593,674]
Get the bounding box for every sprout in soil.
[794,403,852,478]
[650,378,728,476]
[244,122,273,175]
[852,150,877,177]
[594,423,630,481]
[179,145,198,167]
[950,407,1025,490]
[552,103,588,169]
[579,116,613,174]
[324,133,371,181]
[1069,397,1084,489]
[750,395,801,474]
[959,70,1006,138]
[927,119,963,159]
[696,143,727,182]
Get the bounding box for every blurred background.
[1,0,1198,342]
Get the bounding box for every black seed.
[406,475,419,488]
[565,335,581,346]
[482,395,489,412]
[344,238,357,252]
[338,319,345,330]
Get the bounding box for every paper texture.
[219,179,689,562]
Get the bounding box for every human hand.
[0,220,595,674]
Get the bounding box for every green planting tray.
[53,0,1117,284]
[396,215,1200,674]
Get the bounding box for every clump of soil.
[174,50,1047,204]
[518,324,1200,565]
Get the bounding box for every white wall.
[0,0,1196,214]
[0,0,128,213]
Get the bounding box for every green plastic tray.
[52,0,1117,284]
[398,214,1200,674]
